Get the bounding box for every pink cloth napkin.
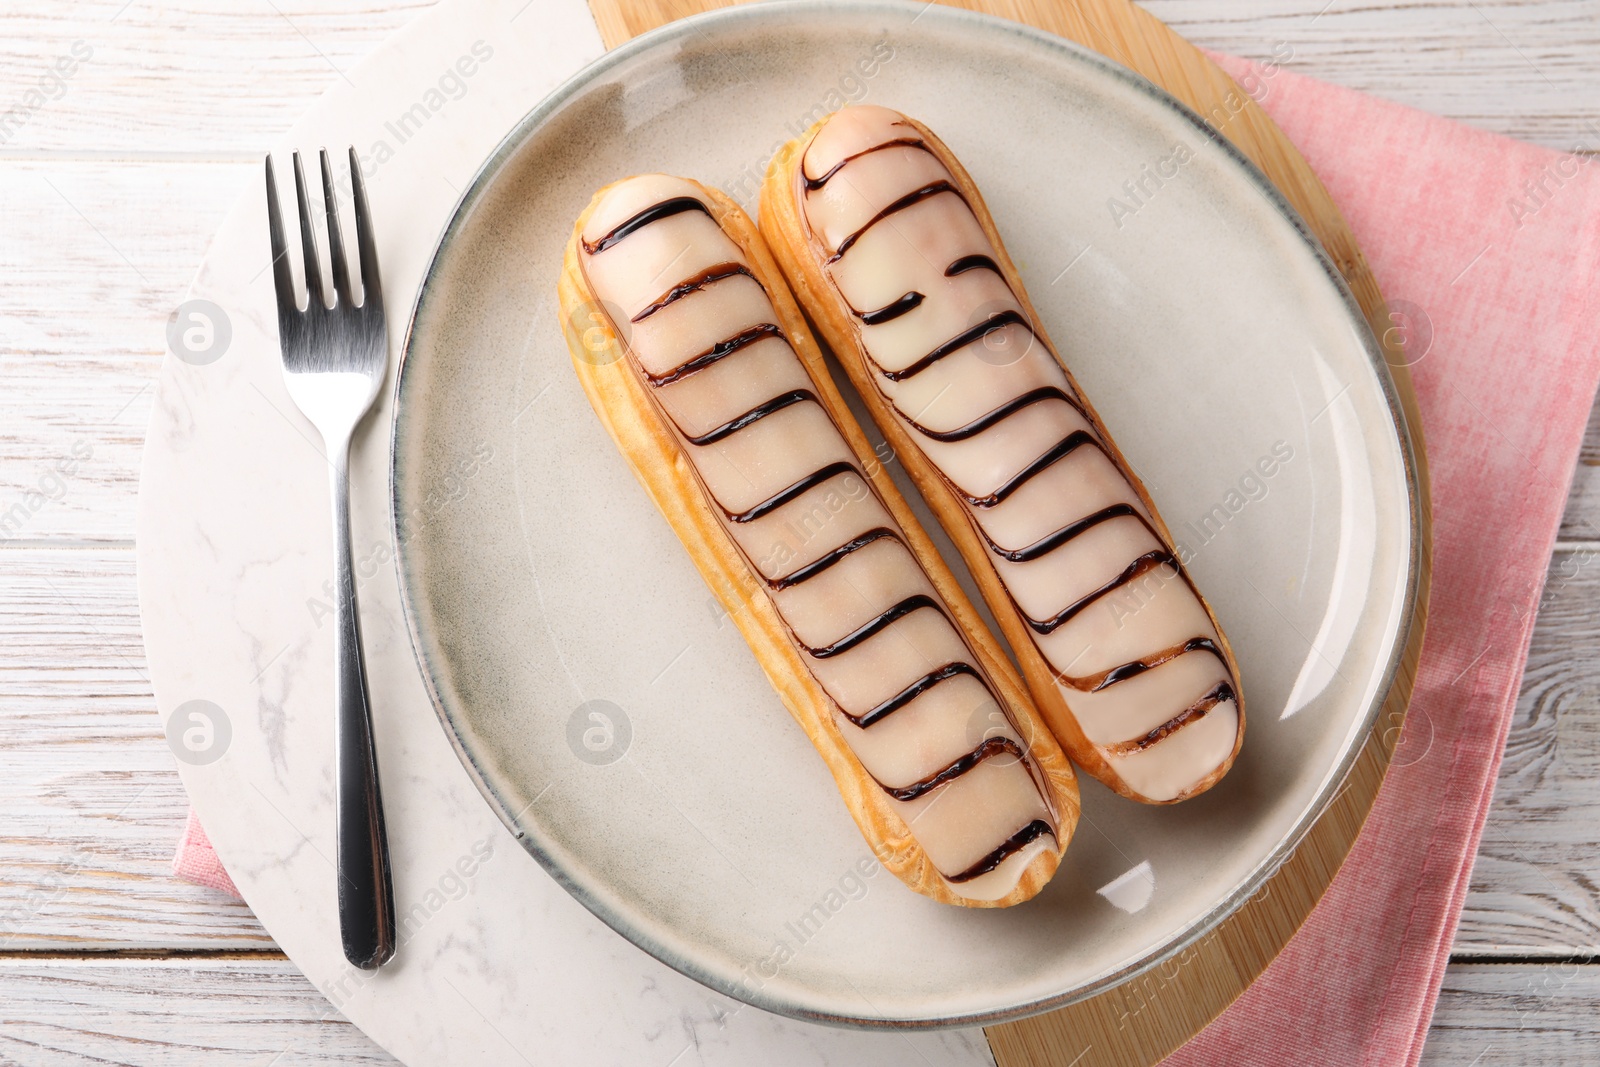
[1164,54,1600,1066]
[172,808,238,896]
[173,52,1600,1065]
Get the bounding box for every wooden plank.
[0,0,431,158]
[1557,394,1600,543]
[0,959,396,1066]
[0,958,1592,1065]
[1421,963,1600,1065]
[1143,0,1600,150]
[0,548,270,949]
[0,159,248,543]
[0,1,1596,157]
[1457,546,1600,955]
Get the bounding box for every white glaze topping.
[579,174,1058,898]
[798,107,1240,802]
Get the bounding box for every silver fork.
[265,148,395,970]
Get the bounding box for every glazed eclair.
[760,107,1244,804]
[558,174,1080,905]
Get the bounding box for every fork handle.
[330,442,396,969]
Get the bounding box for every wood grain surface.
[0,958,1592,1067]
[1,1,1596,1064]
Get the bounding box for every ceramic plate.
[391,0,1420,1028]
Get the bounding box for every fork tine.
[264,156,299,314]
[292,152,326,310]
[319,149,352,307]
[348,147,382,310]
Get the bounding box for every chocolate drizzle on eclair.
[643,322,783,387]
[683,389,816,446]
[843,661,981,729]
[1065,636,1227,694]
[632,262,755,323]
[723,461,859,525]
[879,309,1034,382]
[827,180,966,264]
[899,386,1085,444]
[948,820,1054,883]
[577,177,1061,890]
[854,290,924,326]
[796,108,1243,799]
[945,254,1002,278]
[767,527,900,590]
[582,196,711,254]
[1107,681,1236,756]
[881,736,1025,801]
[802,136,929,191]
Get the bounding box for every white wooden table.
[1,1,1595,1062]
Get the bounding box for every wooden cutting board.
[583,1,1434,1063]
